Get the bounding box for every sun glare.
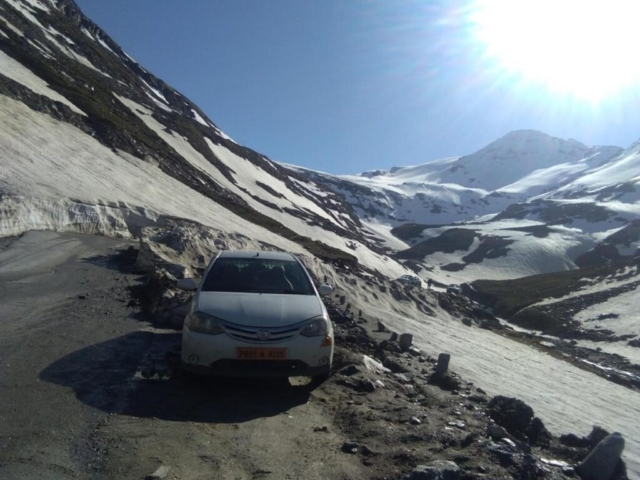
[470,0,640,101]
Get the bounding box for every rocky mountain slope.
[0,0,413,280]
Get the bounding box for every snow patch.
[0,49,85,115]
[0,14,24,36]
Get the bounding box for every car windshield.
[201,257,315,294]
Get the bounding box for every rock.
[468,394,488,404]
[77,295,87,300]
[402,460,461,480]
[313,426,329,432]
[408,347,421,357]
[410,416,422,425]
[486,441,520,467]
[461,433,477,448]
[515,440,532,454]
[361,445,378,456]
[560,433,591,448]
[399,333,413,351]
[340,364,359,376]
[429,372,460,391]
[488,424,509,440]
[145,465,171,480]
[520,454,544,478]
[574,432,625,480]
[462,318,472,327]
[487,396,534,441]
[435,353,451,374]
[362,355,390,374]
[341,441,358,454]
[393,373,412,384]
[586,426,611,447]
[390,332,398,342]
[528,416,551,446]
[377,320,387,332]
[360,379,376,393]
[383,356,409,373]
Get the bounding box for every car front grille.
[222,323,301,343]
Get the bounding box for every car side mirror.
[176,278,198,291]
[319,284,333,296]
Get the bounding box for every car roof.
[217,250,297,261]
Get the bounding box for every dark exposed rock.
[560,433,591,448]
[402,460,461,480]
[575,432,625,480]
[339,364,360,376]
[399,333,413,351]
[428,372,461,391]
[487,396,533,442]
[435,353,451,374]
[341,441,358,454]
[528,416,551,447]
[486,441,520,467]
[383,356,410,374]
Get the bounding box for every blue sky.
[76,0,640,175]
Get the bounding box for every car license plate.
[236,347,287,360]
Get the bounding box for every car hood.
[196,292,325,327]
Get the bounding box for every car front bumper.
[181,325,333,377]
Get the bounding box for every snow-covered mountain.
[283,130,639,285]
[0,0,416,280]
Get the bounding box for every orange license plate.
[236,348,287,360]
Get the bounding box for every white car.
[179,250,334,379]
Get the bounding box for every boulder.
[383,356,410,373]
[574,432,625,480]
[528,416,551,446]
[145,465,171,480]
[434,353,450,374]
[402,460,460,480]
[428,372,460,391]
[361,355,390,374]
[486,441,520,467]
[488,424,508,440]
[399,333,413,351]
[341,441,358,454]
[339,364,359,376]
[487,396,534,441]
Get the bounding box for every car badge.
[256,330,272,340]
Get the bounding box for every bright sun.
[470,0,640,101]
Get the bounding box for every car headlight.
[186,311,224,335]
[300,315,329,337]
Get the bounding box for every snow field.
[0,95,306,255]
[0,49,85,115]
[331,272,640,476]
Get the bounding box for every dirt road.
[0,232,370,480]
